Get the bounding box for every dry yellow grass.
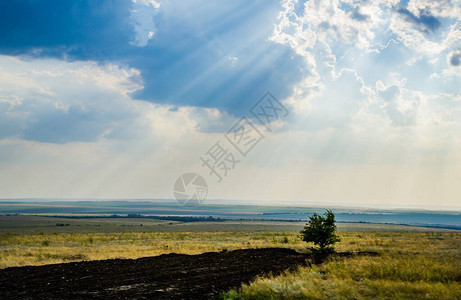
[1,228,460,299]
[0,231,302,268]
[223,231,461,299]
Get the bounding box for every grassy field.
[0,216,460,299]
[223,231,461,299]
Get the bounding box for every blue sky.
[0,0,460,209]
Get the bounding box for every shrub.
[300,209,340,252]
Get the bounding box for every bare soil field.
[0,248,319,299]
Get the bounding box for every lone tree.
[300,209,340,252]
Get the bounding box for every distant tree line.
[125,214,225,222]
[45,214,225,223]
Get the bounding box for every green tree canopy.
[300,209,340,252]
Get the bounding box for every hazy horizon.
[1,198,460,212]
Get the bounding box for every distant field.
[0,216,457,235]
[1,200,460,230]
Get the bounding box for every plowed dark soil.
[0,248,311,299]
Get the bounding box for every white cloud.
[227,56,239,67]
[130,0,161,46]
[268,0,461,176]
[0,55,146,142]
[0,55,235,144]
[133,0,161,9]
[270,0,460,125]
[271,0,385,52]
[0,54,241,198]
[376,82,420,126]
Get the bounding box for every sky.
[0,0,460,209]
